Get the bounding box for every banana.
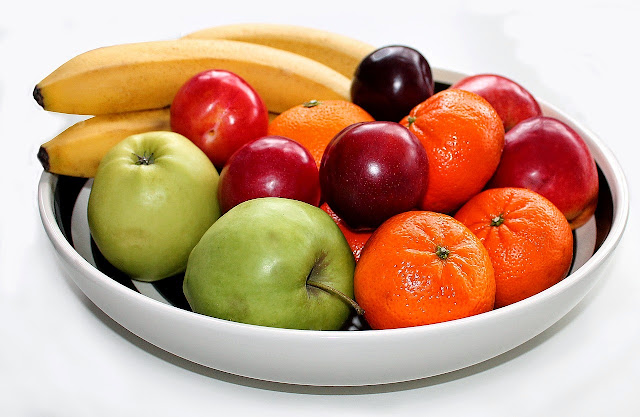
[34,39,351,116]
[37,108,170,178]
[182,23,376,79]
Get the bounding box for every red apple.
[486,116,599,229]
[319,121,429,230]
[170,69,269,170]
[451,74,542,131]
[217,135,321,214]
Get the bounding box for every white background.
[1,0,639,415]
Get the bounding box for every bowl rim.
[37,67,631,343]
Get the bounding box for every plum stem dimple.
[306,280,365,316]
[134,151,155,165]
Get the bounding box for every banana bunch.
[182,23,374,79]
[35,24,376,178]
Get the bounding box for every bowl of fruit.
[36,23,628,386]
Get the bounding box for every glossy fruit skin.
[87,131,221,281]
[351,45,434,122]
[267,99,375,167]
[183,197,356,330]
[354,210,496,329]
[170,69,269,170]
[451,74,542,131]
[217,135,321,214]
[486,116,599,229]
[400,89,505,214]
[455,187,573,308]
[319,121,429,230]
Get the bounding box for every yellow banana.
[37,108,171,178]
[182,23,375,79]
[34,39,351,116]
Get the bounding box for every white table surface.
[2,1,639,415]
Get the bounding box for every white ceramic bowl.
[38,68,629,386]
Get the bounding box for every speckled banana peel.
[33,38,351,116]
[182,23,376,79]
[37,108,171,178]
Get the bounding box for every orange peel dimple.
[454,187,573,308]
[354,211,496,330]
[400,89,505,214]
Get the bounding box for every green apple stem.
[306,280,365,316]
[134,151,155,165]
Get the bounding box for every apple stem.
[306,280,365,316]
[134,151,155,165]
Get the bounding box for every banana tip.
[33,85,45,108]
[37,146,50,171]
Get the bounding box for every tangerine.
[321,203,373,261]
[354,211,495,329]
[400,88,504,214]
[268,99,375,166]
[454,187,574,308]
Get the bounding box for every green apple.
[88,131,221,282]
[183,197,357,330]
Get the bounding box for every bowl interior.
[38,72,629,385]
[48,79,619,332]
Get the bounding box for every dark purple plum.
[217,136,321,214]
[319,121,429,230]
[351,45,434,122]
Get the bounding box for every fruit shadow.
[67,268,604,396]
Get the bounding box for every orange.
[354,211,495,329]
[268,99,375,166]
[400,89,505,214]
[454,187,574,308]
[321,203,373,261]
